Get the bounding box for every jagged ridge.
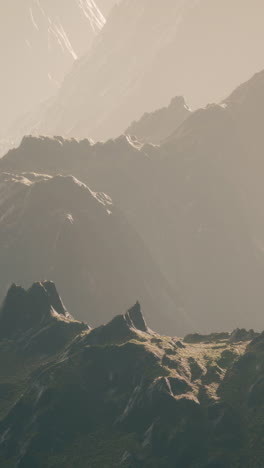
[0,281,88,352]
[0,282,263,467]
[0,170,179,334]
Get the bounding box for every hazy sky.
[0,0,264,139]
[181,0,264,107]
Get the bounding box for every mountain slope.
[15,0,264,143]
[0,171,179,333]
[2,70,264,332]
[0,282,263,467]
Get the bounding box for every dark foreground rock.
[0,282,263,467]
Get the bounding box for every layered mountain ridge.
[1,2,264,466]
[0,171,180,334]
[0,282,264,467]
[2,69,264,332]
[8,0,264,146]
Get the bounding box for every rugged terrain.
[2,70,264,333]
[0,282,263,467]
[0,172,179,333]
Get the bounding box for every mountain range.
[0,171,180,333]
[1,2,264,467]
[2,70,264,333]
[5,0,263,146]
[0,281,263,467]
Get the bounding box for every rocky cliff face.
[0,282,263,467]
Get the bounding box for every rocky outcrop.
[184,332,230,344]
[85,302,148,345]
[229,328,259,343]
[0,282,66,337]
[125,302,148,333]
[0,282,87,353]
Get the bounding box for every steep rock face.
[85,301,149,345]
[0,283,262,467]
[11,0,264,143]
[125,301,148,333]
[0,281,67,338]
[126,96,191,144]
[0,281,87,354]
[0,171,179,333]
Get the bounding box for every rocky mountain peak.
[86,302,149,345]
[0,281,68,338]
[30,280,68,317]
[125,301,148,332]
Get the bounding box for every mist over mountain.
[2,70,264,333]
[6,0,263,145]
[126,96,192,145]
[0,171,180,333]
[1,2,264,466]
[0,0,106,137]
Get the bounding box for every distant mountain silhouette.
[126,96,191,144]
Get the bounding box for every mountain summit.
[0,281,69,338]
